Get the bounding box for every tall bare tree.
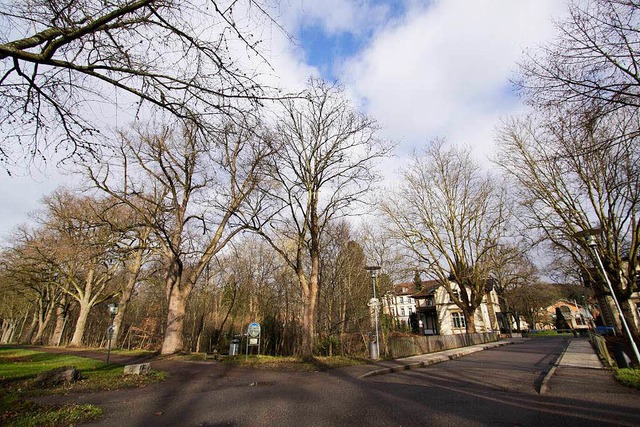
[39,190,124,346]
[252,79,391,356]
[0,231,64,344]
[497,108,640,340]
[0,0,279,167]
[87,119,272,354]
[489,243,538,333]
[518,0,640,115]
[318,222,371,356]
[383,140,511,332]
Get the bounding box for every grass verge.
[614,368,640,390]
[528,330,575,337]
[0,346,165,426]
[221,354,369,371]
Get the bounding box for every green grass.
[109,348,158,357]
[0,346,165,426]
[221,354,369,371]
[614,368,640,390]
[528,330,574,336]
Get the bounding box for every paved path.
[27,336,640,426]
[557,338,604,369]
[357,337,528,378]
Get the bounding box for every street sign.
[367,298,380,308]
[247,322,261,338]
[246,322,261,356]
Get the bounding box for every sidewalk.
[556,337,604,369]
[358,337,529,378]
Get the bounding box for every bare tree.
[489,243,538,333]
[359,220,409,284]
[317,222,371,356]
[506,282,562,331]
[111,223,153,347]
[251,79,391,356]
[518,0,640,115]
[87,118,271,354]
[383,140,511,333]
[0,231,64,344]
[0,0,279,167]
[39,190,124,346]
[496,108,640,340]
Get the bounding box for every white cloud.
[278,0,392,36]
[0,0,569,241]
[341,0,567,159]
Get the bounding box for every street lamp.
[577,229,640,364]
[365,266,381,360]
[106,303,119,364]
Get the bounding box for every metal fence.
[588,330,615,367]
[387,332,500,358]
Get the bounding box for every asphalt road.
[36,337,640,426]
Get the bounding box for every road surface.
[35,337,640,426]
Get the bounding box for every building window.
[401,307,406,316]
[452,312,466,329]
[399,296,404,303]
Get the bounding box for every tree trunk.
[20,311,37,344]
[112,269,140,347]
[32,302,54,345]
[620,300,640,343]
[49,298,69,346]
[301,290,317,357]
[70,299,92,347]
[161,283,189,355]
[464,308,477,333]
[300,266,319,357]
[1,319,18,343]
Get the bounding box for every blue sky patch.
[298,25,367,79]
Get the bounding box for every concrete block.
[124,363,151,375]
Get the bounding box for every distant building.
[382,283,417,327]
[544,299,593,331]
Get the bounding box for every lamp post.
[365,266,381,360]
[578,230,640,364]
[106,303,119,364]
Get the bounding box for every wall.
[387,332,499,358]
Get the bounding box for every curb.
[359,340,520,379]
[538,338,571,395]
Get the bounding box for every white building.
[412,280,501,336]
[383,283,417,327]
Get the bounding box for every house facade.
[382,283,417,327]
[411,280,501,336]
[543,299,593,331]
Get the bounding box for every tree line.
[0,0,638,357]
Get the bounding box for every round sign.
[367,298,380,308]
[247,322,261,338]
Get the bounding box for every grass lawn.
[528,330,574,337]
[0,346,165,426]
[220,354,369,371]
[614,368,640,390]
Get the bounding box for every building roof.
[411,280,440,298]
[392,282,417,296]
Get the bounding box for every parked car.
[596,326,615,336]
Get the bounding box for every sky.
[0,0,568,243]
